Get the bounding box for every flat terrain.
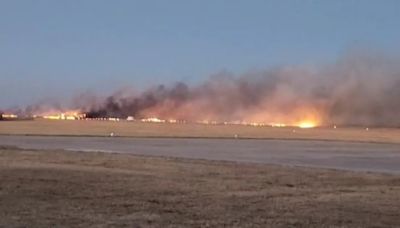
[1,147,400,227]
[1,135,400,173]
[1,120,400,227]
[1,119,400,143]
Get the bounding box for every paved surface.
[1,135,400,174]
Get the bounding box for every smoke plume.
[22,50,400,127]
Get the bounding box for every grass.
[1,119,400,144]
[1,147,400,227]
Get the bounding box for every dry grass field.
[1,147,400,227]
[1,120,400,227]
[1,119,400,144]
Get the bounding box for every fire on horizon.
[1,109,319,128]
[2,51,400,128]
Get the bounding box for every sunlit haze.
[1,0,400,107]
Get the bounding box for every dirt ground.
[1,119,400,144]
[1,147,399,227]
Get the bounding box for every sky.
[1,0,399,107]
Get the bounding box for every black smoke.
[21,49,400,127]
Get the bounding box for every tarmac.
[1,135,400,174]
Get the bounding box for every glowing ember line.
[297,121,317,129]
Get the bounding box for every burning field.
[2,51,400,129]
[1,51,400,227]
[81,51,400,128]
[3,1,400,226]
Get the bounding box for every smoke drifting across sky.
[16,50,400,127]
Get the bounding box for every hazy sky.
[1,0,399,107]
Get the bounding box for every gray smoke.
[25,49,400,127]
